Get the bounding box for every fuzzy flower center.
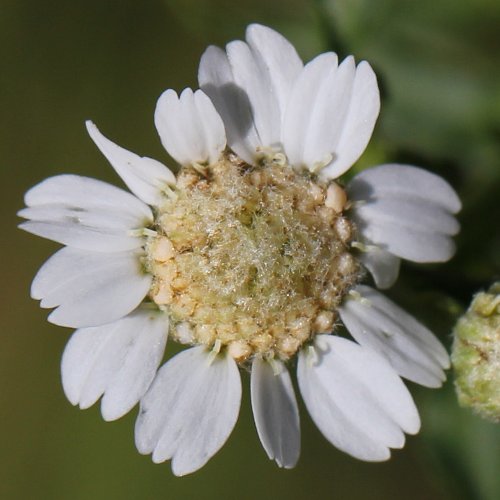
[146,153,361,362]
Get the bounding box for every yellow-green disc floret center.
[147,153,361,362]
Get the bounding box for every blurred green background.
[2,0,499,499]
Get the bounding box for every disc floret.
[147,153,361,362]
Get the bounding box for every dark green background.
[2,1,499,499]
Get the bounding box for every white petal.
[199,45,259,164]
[155,88,226,166]
[224,40,281,153]
[86,121,175,207]
[61,309,168,420]
[135,347,241,476]
[283,56,379,177]
[250,358,300,468]
[195,90,227,164]
[357,245,401,289]
[302,56,356,170]
[245,24,303,116]
[282,53,338,170]
[358,221,456,263]
[22,174,150,215]
[19,175,151,252]
[199,26,302,163]
[348,164,461,263]
[348,163,461,213]
[340,285,449,387]
[320,61,380,179]
[298,335,420,462]
[355,198,459,236]
[31,246,151,328]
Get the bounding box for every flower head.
[19,24,460,475]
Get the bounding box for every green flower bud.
[452,283,500,422]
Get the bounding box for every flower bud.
[452,283,500,422]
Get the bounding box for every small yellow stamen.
[310,153,333,174]
[351,241,379,253]
[128,228,157,238]
[325,183,347,213]
[306,345,319,368]
[348,289,371,307]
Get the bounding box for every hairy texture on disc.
[148,153,360,361]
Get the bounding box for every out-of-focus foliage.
[165,0,325,57]
[320,0,500,171]
[315,3,500,499]
[2,0,499,499]
[318,0,500,289]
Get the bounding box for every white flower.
[19,24,461,476]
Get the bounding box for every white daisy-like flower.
[19,24,461,476]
